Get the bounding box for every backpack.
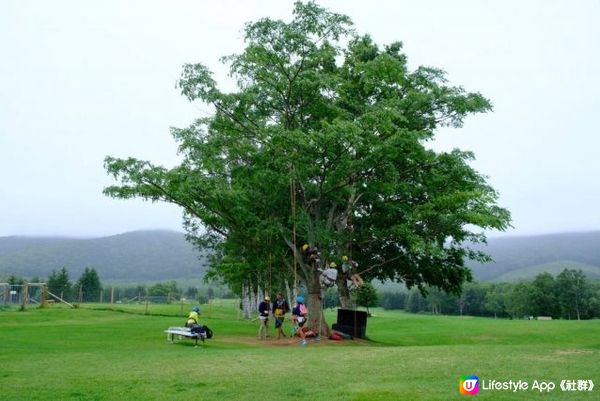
[203,325,214,339]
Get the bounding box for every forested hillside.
[0,230,207,281]
[2,230,599,283]
[468,231,600,281]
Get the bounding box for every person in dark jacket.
[257,295,271,340]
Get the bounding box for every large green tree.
[556,268,591,320]
[104,2,510,334]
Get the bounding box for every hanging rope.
[268,249,272,298]
[289,168,298,297]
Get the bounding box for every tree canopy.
[76,267,102,302]
[104,1,510,333]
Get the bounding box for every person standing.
[257,295,271,340]
[272,292,289,340]
[291,295,309,346]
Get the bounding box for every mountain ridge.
[0,230,207,282]
[1,230,599,283]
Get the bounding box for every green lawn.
[0,301,598,401]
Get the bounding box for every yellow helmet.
[329,262,337,268]
[342,255,349,262]
[302,244,309,251]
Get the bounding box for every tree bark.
[336,272,352,309]
[305,265,331,337]
[242,282,251,319]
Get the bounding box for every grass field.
[1,301,598,401]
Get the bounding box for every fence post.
[111,287,114,305]
[79,285,83,304]
[100,289,103,304]
[41,284,47,308]
[20,284,29,310]
[145,296,149,315]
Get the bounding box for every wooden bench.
[164,326,207,346]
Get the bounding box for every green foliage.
[103,1,510,306]
[147,281,180,297]
[323,287,341,309]
[185,286,198,299]
[556,268,594,320]
[529,272,559,318]
[76,267,102,302]
[47,267,72,301]
[484,283,510,317]
[355,282,379,312]
[7,274,24,285]
[406,289,426,313]
[379,291,407,310]
[400,270,600,320]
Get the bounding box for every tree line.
[378,269,600,320]
[3,269,234,304]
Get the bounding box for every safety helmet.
[329,262,337,268]
[296,295,305,304]
[192,306,200,312]
[302,244,309,251]
[342,255,349,262]
[265,296,271,301]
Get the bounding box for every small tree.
[48,268,72,301]
[8,275,25,286]
[76,267,102,302]
[355,282,379,315]
[148,281,180,301]
[186,286,199,300]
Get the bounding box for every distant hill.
[0,230,207,282]
[468,231,600,281]
[2,230,599,284]
[493,260,600,282]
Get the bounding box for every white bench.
[165,326,207,346]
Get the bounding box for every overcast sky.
[1,0,599,238]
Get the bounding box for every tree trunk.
[336,272,352,309]
[242,282,251,319]
[249,282,257,314]
[305,267,331,338]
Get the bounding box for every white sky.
[1,0,599,237]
